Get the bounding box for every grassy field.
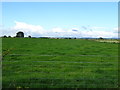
[2,38,119,88]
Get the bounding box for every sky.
[1,2,118,38]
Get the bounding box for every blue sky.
[2,2,118,38]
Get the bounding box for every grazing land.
[2,38,119,88]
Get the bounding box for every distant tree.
[99,37,103,39]
[8,36,11,38]
[28,35,31,38]
[16,31,24,38]
[3,35,7,38]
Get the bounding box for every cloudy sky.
[2,2,118,38]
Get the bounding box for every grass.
[2,38,119,88]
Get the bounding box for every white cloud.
[92,27,106,30]
[12,21,44,36]
[2,21,45,37]
[2,21,118,38]
[52,27,65,33]
[113,27,118,33]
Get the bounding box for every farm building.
[16,31,24,38]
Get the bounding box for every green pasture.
[2,38,119,88]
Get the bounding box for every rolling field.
[2,38,119,88]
